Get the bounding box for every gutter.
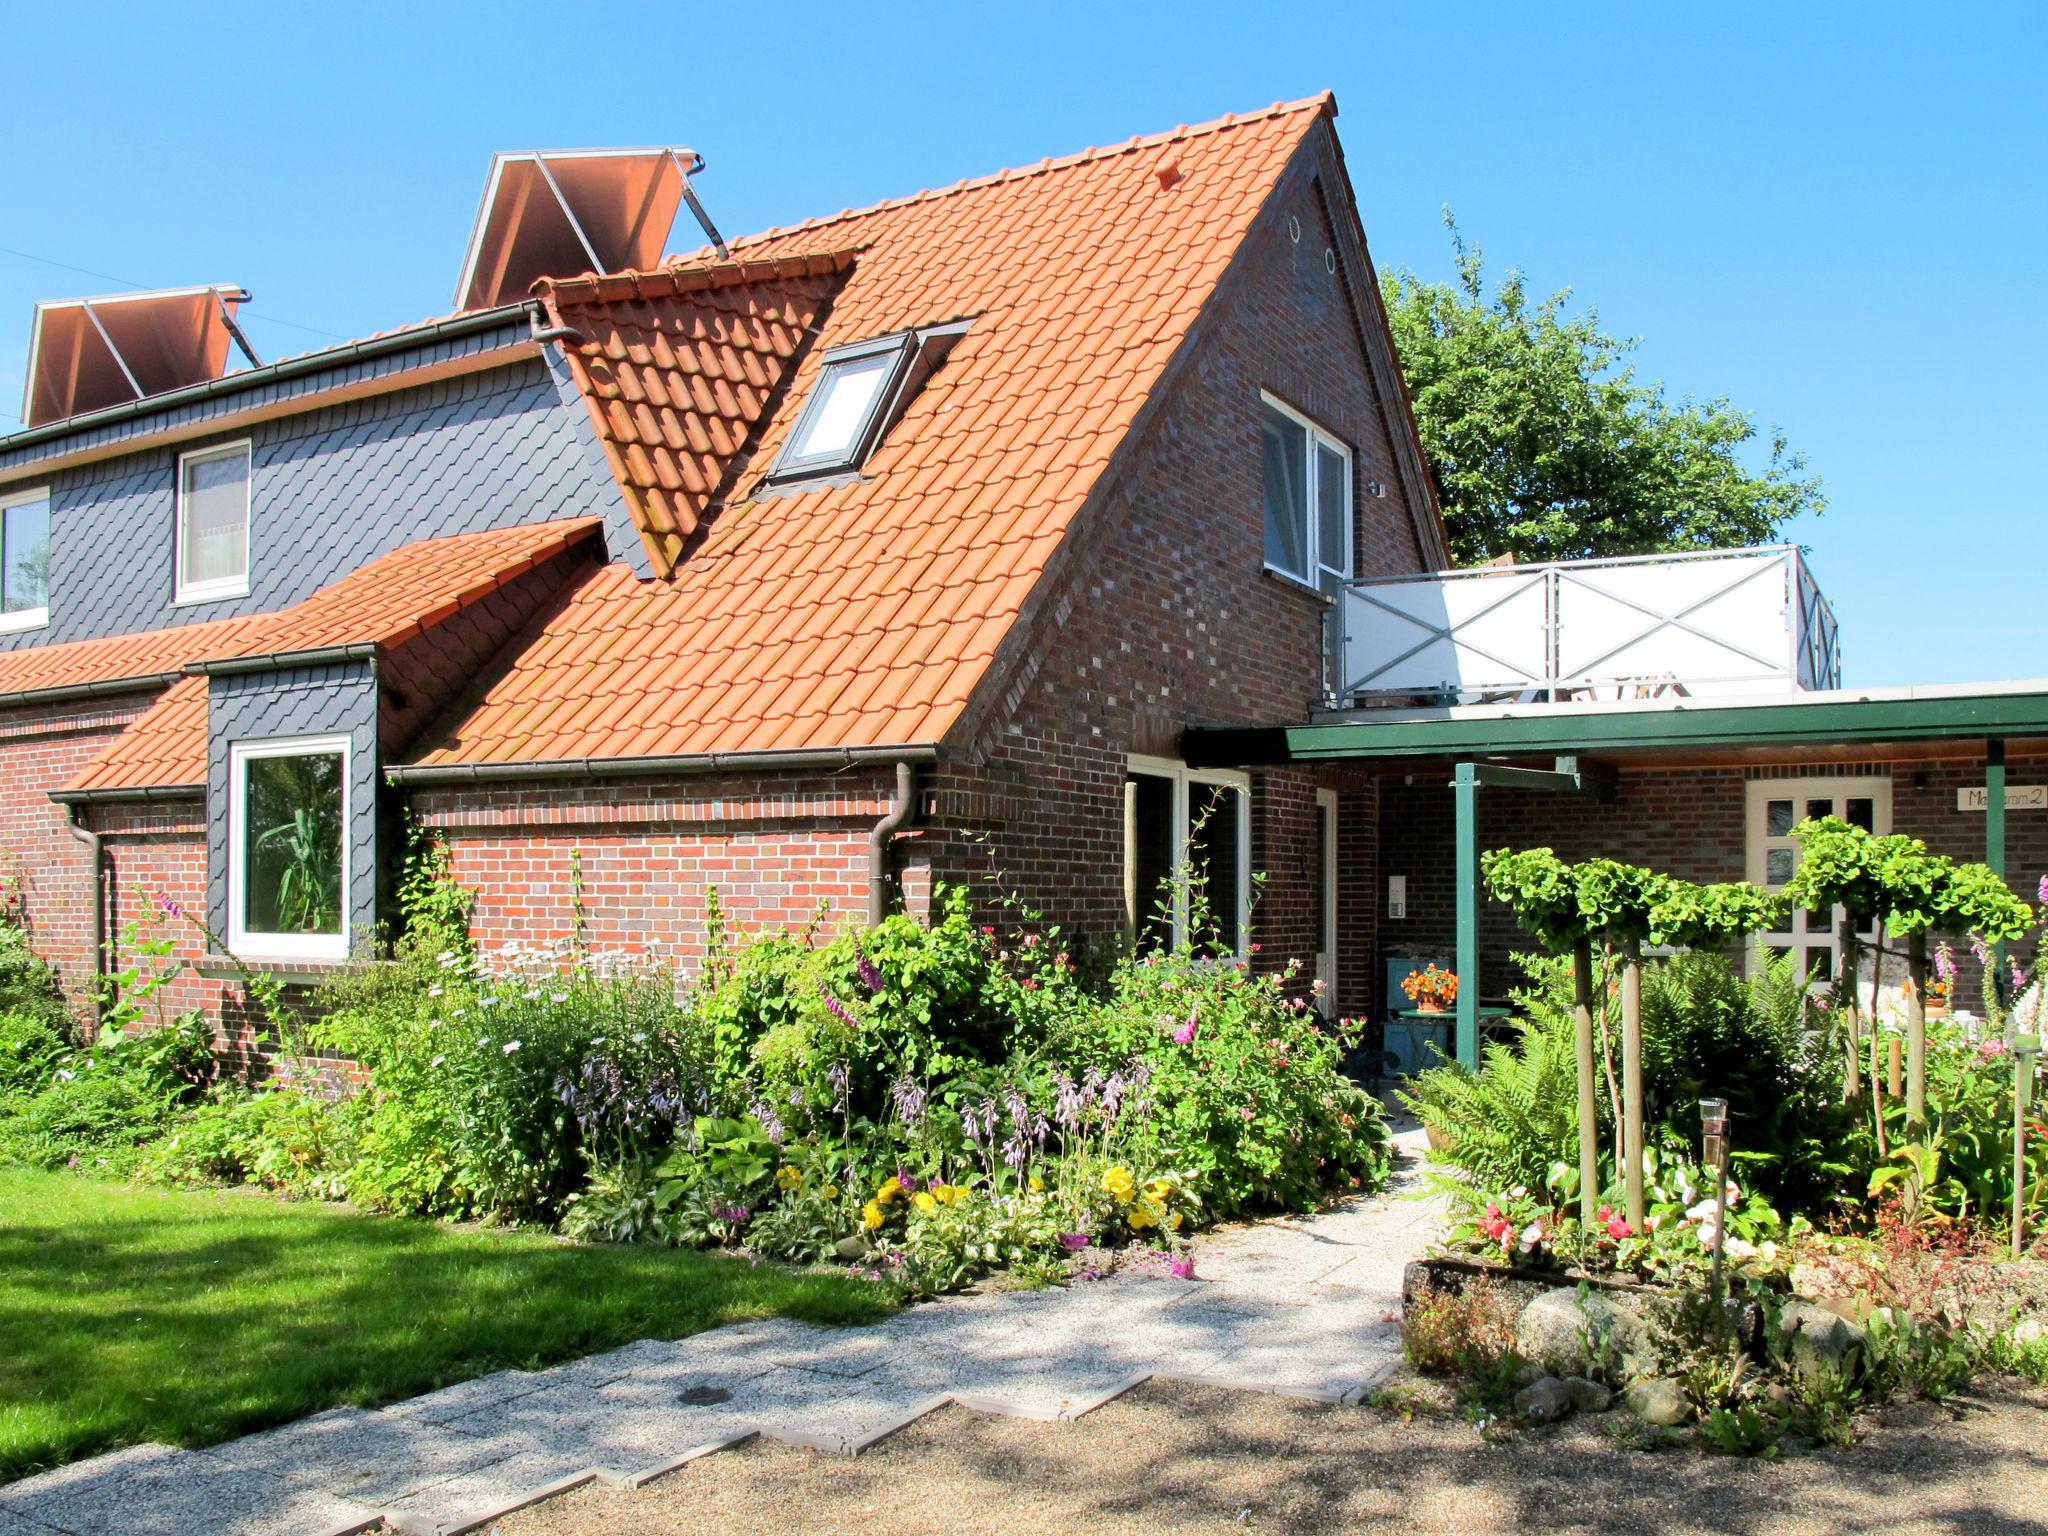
[0,303,536,459]
[62,805,105,1023]
[0,671,182,711]
[184,643,380,678]
[383,744,937,787]
[50,783,201,807]
[868,760,919,926]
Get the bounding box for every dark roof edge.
[0,303,535,459]
[0,671,180,711]
[50,782,202,806]
[185,643,380,678]
[387,743,938,787]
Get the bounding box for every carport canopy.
[1184,680,2048,1067]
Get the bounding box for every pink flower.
[1973,939,1993,968]
[1171,1008,1199,1047]
[1935,943,1957,984]
[2038,873,2048,908]
[1169,1255,1196,1281]
[1058,1232,1090,1251]
[1597,1203,1630,1242]
[2014,959,2029,994]
[1239,1106,1254,1121]
[1981,1039,2011,1061]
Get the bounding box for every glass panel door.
[1744,777,1891,984]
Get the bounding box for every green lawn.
[0,1169,892,1482]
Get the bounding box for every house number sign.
[1957,785,2048,812]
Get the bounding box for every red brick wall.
[0,696,150,1014]
[919,125,1432,1015]
[411,770,896,962]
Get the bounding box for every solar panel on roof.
[23,285,255,427]
[454,147,726,312]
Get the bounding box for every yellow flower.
[1028,1176,1044,1193]
[862,1200,884,1231]
[1166,1210,1184,1232]
[1127,1206,1156,1231]
[823,1184,840,1201]
[913,1191,938,1213]
[877,1175,902,1203]
[775,1164,803,1191]
[1146,1178,1173,1198]
[1102,1167,1136,1202]
[936,1183,965,1205]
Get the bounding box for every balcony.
[1332,545,1840,707]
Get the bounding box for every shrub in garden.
[313,947,704,1221]
[0,1008,71,1095]
[0,1010,214,1171]
[0,919,69,1030]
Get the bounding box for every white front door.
[1744,776,1892,983]
[1314,789,1339,1015]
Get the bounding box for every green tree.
[1381,215,1825,565]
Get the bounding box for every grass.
[0,1168,893,1483]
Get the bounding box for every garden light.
[1699,1098,1731,1317]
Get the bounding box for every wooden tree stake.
[1571,935,1600,1226]
[1906,930,1929,1126]
[1622,934,1646,1231]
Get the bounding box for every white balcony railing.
[1334,545,1840,707]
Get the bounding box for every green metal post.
[1988,739,2008,1002]
[1453,762,1480,1070]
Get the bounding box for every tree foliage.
[1380,215,1825,565]
[1785,817,2032,944]
[1482,847,1783,952]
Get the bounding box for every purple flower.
[750,1099,787,1144]
[825,1060,851,1114]
[157,896,183,920]
[890,1075,927,1127]
[712,1205,751,1225]
[1935,943,1958,983]
[1169,1255,1196,1281]
[895,1168,922,1194]
[1972,939,1993,968]
[820,987,860,1029]
[853,941,885,994]
[1171,1007,1199,1047]
[2039,873,2048,909]
[1058,1232,1090,1251]
[2014,958,2029,994]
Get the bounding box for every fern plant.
[1399,1014,1579,1197]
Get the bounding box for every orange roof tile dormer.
[534,252,861,575]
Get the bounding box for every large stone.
[1623,1377,1693,1426]
[1514,1288,1649,1383]
[2009,1318,2045,1348]
[1563,1376,1613,1414]
[1513,1376,1574,1424]
[1773,1299,1867,1382]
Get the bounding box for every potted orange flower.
[1401,964,1458,1015]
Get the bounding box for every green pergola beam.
[1183,689,2048,766]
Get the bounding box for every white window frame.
[1744,776,1893,984]
[174,439,252,605]
[228,733,352,962]
[1127,753,1252,959]
[0,484,51,634]
[1259,391,1352,594]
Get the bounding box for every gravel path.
[0,1130,1440,1536]
[488,1376,2048,1536]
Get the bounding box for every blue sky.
[2,2,2041,687]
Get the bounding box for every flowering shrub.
[313,945,703,1220]
[1043,949,1389,1214]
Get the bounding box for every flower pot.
[1415,1001,1446,1015]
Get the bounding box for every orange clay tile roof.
[55,517,602,794]
[537,252,859,575]
[411,98,1335,769]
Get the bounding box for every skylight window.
[772,322,970,482]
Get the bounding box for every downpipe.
[867,761,919,927]
[63,805,105,1025]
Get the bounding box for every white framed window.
[1260,392,1352,596]
[174,440,251,604]
[228,734,351,961]
[1126,754,1252,958]
[0,485,50,633]
[1744,776,1892,985]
